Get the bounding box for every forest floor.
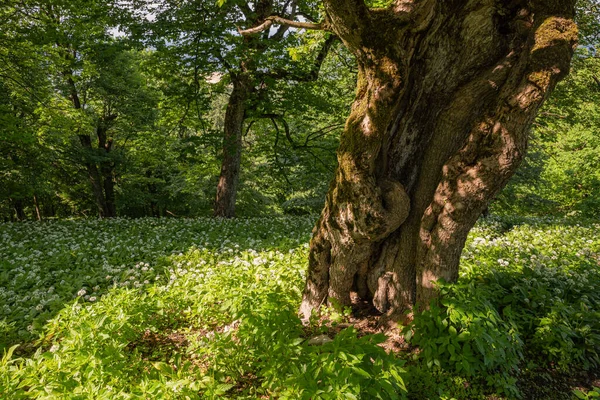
[0,215,599,399]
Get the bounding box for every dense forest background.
[1,0,599,221]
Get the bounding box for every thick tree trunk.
[300,0,577,323]
[214,77,249,218]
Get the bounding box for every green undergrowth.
[407,216,600,398]
[0,216,599,398]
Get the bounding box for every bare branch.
[539,111,567,119]
[238,16,326,36]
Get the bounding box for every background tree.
[148,0,340,217]
[1,0,161,218]
[0,1,54,220]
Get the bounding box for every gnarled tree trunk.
[298,0,578,322]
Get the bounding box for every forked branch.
[238,15,327,36]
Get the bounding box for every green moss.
[532,17,578,53]
[528,70,552,88]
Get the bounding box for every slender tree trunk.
[33,195,42,221]
[78,134,108,217]
[101,164,116,217]
[67,74,113,218]
[146,170,159,217]
[300,0,577,323]
[214,77,249,218]
[97,125,116,218]
[212,1,335,218]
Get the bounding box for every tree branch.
[238,15,327,36]
[593,75,600,90]
[259,35,339,82]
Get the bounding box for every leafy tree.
[3,0,159,217]
[148,0,339,217]
[0,1,54,220]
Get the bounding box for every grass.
[0,215,599,399]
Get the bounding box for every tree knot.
[378,179,410,238]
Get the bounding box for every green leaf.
[153,362,173,375]
[215,383,234,394]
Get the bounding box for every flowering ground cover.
[0,217,315,349]
[0,216,599,399]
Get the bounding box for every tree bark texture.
[214,77,249,218]
[300,0,578,322]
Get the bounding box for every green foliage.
[408,287,523,397]
[496,52,600,218]
[1,216,599,398]
[0,217,410,398]
[575,386,600,400]
[0,0,352,220]
[407,217,600,398]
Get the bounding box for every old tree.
[243,0,578,323]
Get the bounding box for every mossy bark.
[300,0,577,323]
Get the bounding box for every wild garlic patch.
[0,216,598,399]
[0,217,315,349]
